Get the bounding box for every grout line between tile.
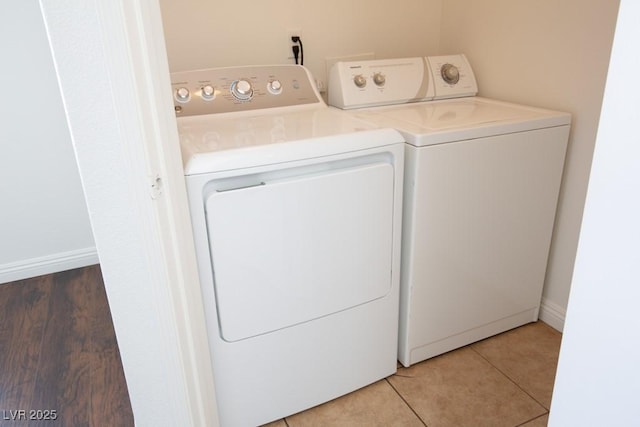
[514,412,549,427]
[385,377,428,426]
[469,345,551,413]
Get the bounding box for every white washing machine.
[329,55,571,367]
[171,65,404,426]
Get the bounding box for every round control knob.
[201,84,215,100]
[353,74,367,88]
[268,80,283,95]
[441,63,460,85]
[373,72,386,86]
[231,79,253,101]
[175,87,190,103]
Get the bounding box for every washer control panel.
[329,54,478,109]
[328,57,434,109]
[427,55,478,100]
[171,65,322,116]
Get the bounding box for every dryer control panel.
[329,54,478,109]
[171,64,323,117]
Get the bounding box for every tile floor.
[263,321,561,427]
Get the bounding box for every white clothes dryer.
[171,65,404,426]
[330,55,570,367]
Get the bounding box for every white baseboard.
[0,247,99,284]
[539,297,566,332]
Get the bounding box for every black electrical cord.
[291,36,304,66]
[292,44,300,65]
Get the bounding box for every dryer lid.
[178,108,404,174]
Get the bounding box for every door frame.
[39,1,218,425]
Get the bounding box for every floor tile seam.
[514,412,550,427]
[384,377,428,426]
[469,345,551,411]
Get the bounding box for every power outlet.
[287,28,302,42]
[286,28,302,62]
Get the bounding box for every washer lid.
[178,107,404,174]
[351,97,571,146]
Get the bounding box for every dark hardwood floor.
[0,266,133,426]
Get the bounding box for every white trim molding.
[0,248,99,285]
[539,297,566,332]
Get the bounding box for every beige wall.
[159,0,620,330]
[441,0,620,328]
[159,0,442,89]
